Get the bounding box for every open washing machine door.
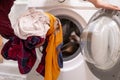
[81,9,120,80]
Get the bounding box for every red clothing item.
[1,36,45,74]
[0,0,15,39]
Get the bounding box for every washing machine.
[28,0,120,80]
[27,0,100,80]
[1,0,120,80]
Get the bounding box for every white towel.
[13,8,50,39]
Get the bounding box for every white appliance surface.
[27,0,99,80]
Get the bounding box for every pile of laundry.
[0,0,63,80]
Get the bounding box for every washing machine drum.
[81,9,120,70]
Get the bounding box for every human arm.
[87,0,120,10]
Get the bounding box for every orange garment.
[0,35,2,46]
[44,13,63,80]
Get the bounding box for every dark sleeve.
[0,0,15,14]
[0,0,16,39]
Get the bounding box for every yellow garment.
[44,13,63,80]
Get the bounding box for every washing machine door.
[81,9,120,80]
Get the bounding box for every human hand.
[87,0,120,11]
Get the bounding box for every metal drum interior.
[47,8,86,61]
[57,15,83,61]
